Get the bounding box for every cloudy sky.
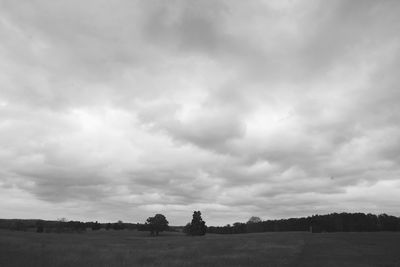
[1,0,400,226]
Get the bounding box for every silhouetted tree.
[105,223,112,230]
[146,214,169,236]
[247,216,262,224]
[186,211,207,236]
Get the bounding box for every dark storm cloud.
[1,0,400,225]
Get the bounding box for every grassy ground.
[1,230,400,266]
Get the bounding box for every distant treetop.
[247,216,262,224]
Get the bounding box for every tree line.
[2,212,399,235]
[0,219,139,233]
[207,213,400,234]
[0,210,207,236]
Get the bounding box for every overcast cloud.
[1,0,400,225]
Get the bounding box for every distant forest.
[0,219,162,233]
[1,212,399,234]
[208,213,400,234]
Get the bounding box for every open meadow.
[1,230,400,267]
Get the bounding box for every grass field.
[1,230,400,267]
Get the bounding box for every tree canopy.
[247,216,262,224]
[184,211,207,236]
[146,214,169,236]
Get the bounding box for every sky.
[1,0,400,226]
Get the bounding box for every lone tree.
[146,214,169,236]
[184,211,207,236]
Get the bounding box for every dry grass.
[1,230,399,266]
